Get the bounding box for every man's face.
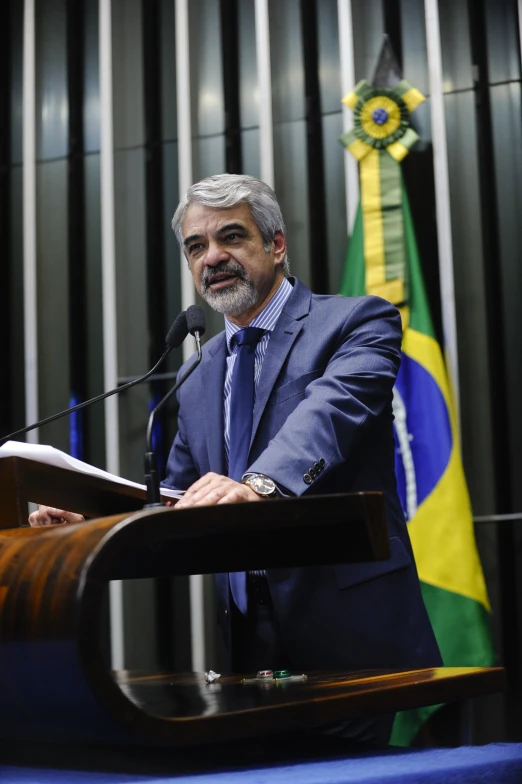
[182,202,286,323]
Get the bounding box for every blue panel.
[3,743,522,783]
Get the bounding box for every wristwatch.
[241,473,279,498]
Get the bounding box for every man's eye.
[225,233,241,242]
[188,243,203,255]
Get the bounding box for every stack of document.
[0,441,184,499]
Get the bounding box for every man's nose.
[205,242,230,266]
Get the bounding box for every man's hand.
[174,472,262,509]
[28,506,85,527]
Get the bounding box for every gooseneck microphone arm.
[0,311,189,448]
[145,339,202,451]
[144,305,206,507]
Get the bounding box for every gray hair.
[172,174,290,275]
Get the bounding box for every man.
[31,174,442,745]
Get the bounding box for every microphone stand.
[0,346,175,448]
[144,331,203,508]
[0,310,188,449]
[0,311,188,448]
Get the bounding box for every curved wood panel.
[112,667,505,746]
[0,496,505,746]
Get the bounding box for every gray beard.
[200,263,258,317]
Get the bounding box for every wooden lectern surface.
[0,494,398,746]
[111,667,505,745]
[0,486,505,747]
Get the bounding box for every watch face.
[249,475,276,495]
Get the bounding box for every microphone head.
[165,311,189,348]
[186,305,206,337]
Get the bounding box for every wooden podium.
[0,456,505,747]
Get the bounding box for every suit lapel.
[200,280,312,472]
[251,280,311,446]
[201,333,227,475]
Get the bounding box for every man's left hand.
[174,472,261,509]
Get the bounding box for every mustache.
[201,261,247,289]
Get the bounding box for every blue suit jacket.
[165,278,442,671]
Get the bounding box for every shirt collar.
[225,277,293,353]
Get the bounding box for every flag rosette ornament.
[340,79,425,329]
[340,79,424,161]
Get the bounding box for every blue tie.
[228,327,265,481]
[228,326,265,613]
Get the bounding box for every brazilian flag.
[340,180,494,745]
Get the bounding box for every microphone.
[144,305,206,507]
[165,309,190,348]
[186,303,206,340]
[0,311,189,447]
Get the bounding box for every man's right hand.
[28,506,85,527]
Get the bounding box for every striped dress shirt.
[224,276,293,471]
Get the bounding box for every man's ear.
[272,230,286,265]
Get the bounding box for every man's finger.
[182,472,221,497]
[28,509,61,527]
[177,481,261,509]
[28,507,85,526]
[58,510,85,524]
[188,486,231,507]
[177,474,231,506]
[28,510,51,527]
[216,485,262,505]
[176,480,233,509]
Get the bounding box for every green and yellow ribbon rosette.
[340,79,425,328]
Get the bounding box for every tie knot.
[234,327,265,349]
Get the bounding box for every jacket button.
[314,461,321,473]
[309,467,316,478]
[319,458,325,468]
[303,473,312,484]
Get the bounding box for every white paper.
[0,441,184,499]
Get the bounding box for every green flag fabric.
[340,180,494,745]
